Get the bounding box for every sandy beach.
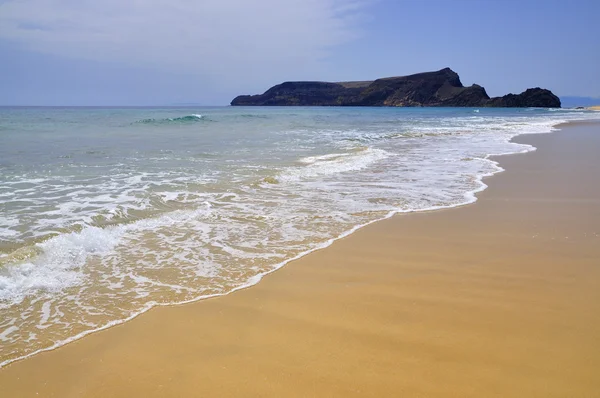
[1,121,600,397]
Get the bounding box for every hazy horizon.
[0,95,598,108]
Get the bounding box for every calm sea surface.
[1,106,598,366]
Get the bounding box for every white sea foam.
[279,148,390,182]
[0,226,125,306]
[0,326,18,342]
[38,301,52,329]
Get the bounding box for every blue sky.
[0,0,598,105]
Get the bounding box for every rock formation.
[231,68,561,108]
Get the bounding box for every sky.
[0,0,599,106]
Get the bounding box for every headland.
[231,68,561,108]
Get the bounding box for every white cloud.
[0,0,371,89]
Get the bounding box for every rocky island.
[231,68,561,108]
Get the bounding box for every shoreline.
[1,121,600,397]
[0,117,546,370]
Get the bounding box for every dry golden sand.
[587,105,600,111]
[1,123,600,398]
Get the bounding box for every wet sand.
[1,122,600,397]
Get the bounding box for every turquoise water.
[0,106,598,366]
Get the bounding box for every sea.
[1,106,598,367]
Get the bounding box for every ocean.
[1,106,598,367]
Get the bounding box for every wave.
[547,108,588,112]
[134,114,207,124]
[238,114,269,119]
[277,148,391,183]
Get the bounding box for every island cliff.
[231,68,561,108]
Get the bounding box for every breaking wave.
[134,114,206,124]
